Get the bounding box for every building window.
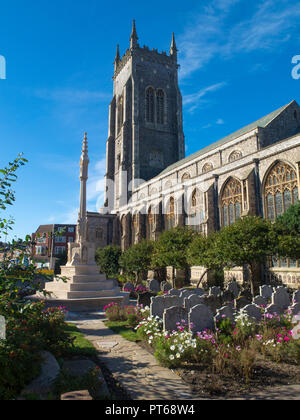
[147,207,155,239]
[221,178,242,226]
[55,246,66,255]
[68,227,75,233]
[68,237,74,243]
[146,87,155,123]
[202,163,213,174]
[166,197,176,230]
[181,173,191,183]
[156,89,165,124]
[228,150,242,163]
[117,96,123,134]
[132,215,138,243]
[55,236,66,243]
[189,189,204,232]
[264,162,299,221]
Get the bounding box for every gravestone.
[209,286,222,297]
[123,282,135,292]
[180,290,195,299]
[192,288,206,297]
[241,304,262,322]
[272,286,290,310]
[293,290,300,303]
[253,295,267,307]
[189,304,214,333]
[161,282,172,293]
[266,303,283,315]
[215,305,234,322]
[184,294,204,312]
[221,289,235,304]
[163,306,189,333]
[137,291,157,308]
[149,279,160,293]
[201,294,222,315]
[234,296,251,311]
[289,302,300,316]
[227,281,239,298]
[260,285,273,299]
[168,288,181,296]
[150,295,182,319]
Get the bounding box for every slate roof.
[159,101,294,176]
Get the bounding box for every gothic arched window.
[221,178,242,227]
[264,162,299,221]
[132,214,138,243]
[117,96,123,134]
[147,207,155,239]
[146,87,155,123]
[156,89,165,124]
[166,197,176,230]
[181,173,191,183]
[228,150,242,163]
[202,163,213,174]
[189,189,203,232]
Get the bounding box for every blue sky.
[1,0,300,240]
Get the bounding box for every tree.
[214,216,274,296]
[95,245,122,278]
[119,240,154,286]
[273,202,300,260]
[151,227,195,288]
[187,232,225,288]
[0,154,28,238]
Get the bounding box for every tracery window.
[146,87,155,123]
[221,178,242,227]
[156,89,165,124]
[189,189,204,233]
[202,163,213,174]
[228,150,242,163]
[166,197,176,230]
[264,162,299,221]
[181,173,191,183]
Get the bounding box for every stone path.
[66,312,300,401]
[67,312,194,400]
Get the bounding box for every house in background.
[32,224,76,269]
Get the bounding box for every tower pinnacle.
[170,32,178,60]
[114,44,121,72]
[130,19,139,49]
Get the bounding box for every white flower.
[169,354,175,360]
[176,353,181,358]
[170,345,176,351]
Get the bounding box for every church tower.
[104,21,185,212]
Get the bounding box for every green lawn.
[62,323,99,358]
[105,321,139,342]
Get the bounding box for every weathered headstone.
[241,304,262,322]
[215,305,234,322]
[260,285,273,299]
[201,294,222,315]
[150,295,182,319]
[189,304,214,333]
[137,291,156,308]
[149,279,160,293]
[209,286,221,297]
[289,302,300,316]
[161,282,172,293]
[221,289,235,304]
[272,286,290,310]
[163,306,189,332]
[180,289,195,299]
[192,288,206,297]
[168,288,181,296]
[234,296,251,311]
[293,290,300,303]
[227,281,239,298]
[266,303,283,315]
[184,294,204,312]
[253,295,267,307]
[123,282,134,292]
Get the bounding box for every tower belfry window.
[146,87,155,123]
[156,89,165,124]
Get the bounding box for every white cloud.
[178,0,300,79]
[183,82,227,113]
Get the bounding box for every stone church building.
[89,22,300,288]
